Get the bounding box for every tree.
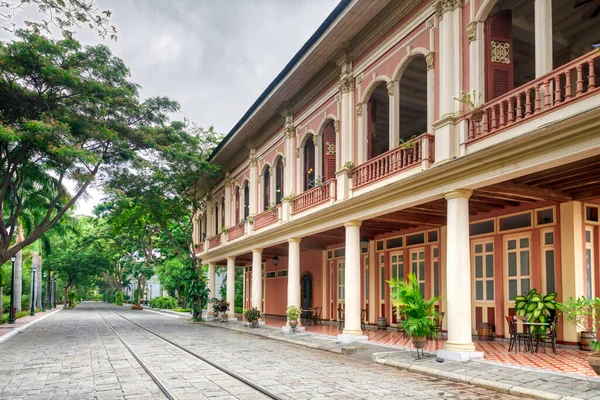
[0,0,116,39]
[0,31,181,265]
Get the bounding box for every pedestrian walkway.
[202,315,600,400]
[0,306,62,341]
[262,316,593,377]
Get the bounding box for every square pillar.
[226,257,237,321]
[207,262,216,313]
[251,249,262,314]
[534,0,553,78]
[283,238,304,332]
[338,221,368,343]
[437,189,483,362]
[388,80,400,150]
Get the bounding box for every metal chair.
[337,307,345,331]
[361,309,366,331]
[312,306,322,325]
[537,315,558,355]
[506,315,533,353]
[431,311,445,340]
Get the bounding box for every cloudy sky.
[62,0,340,214]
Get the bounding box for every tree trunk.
[136,276,142,306]
[34,254,42,309]
[14,249,22,312]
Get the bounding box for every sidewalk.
[0,306,62,343]
[198,316,600,400]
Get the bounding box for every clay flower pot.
[472,108,484,123]
[288,319,298,329]
[411,336,427,349]
[589,352,600,375]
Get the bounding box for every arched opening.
[484,0,600,102]
[235,186,240,223]
[275,157,284,204]
[367,82,389,159]
[220,198,225,229]
[263,166,271,210]
[301,272,313,309]
[243,181,250,219]
[321,120,336,181]
[304,135,316,190]
[399,57,427,141]
[202,212,207,241]
[214,203,219,234]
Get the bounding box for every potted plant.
[558,296,600,350]
[388,273,440,357]
[342,161,355,179]
[237,219,245,228]
[267,203,277,214]
[453,89,483,122]
[589,340,600,374]
[244,307,261,327]
[399,135,418,155]
[514,289,557,337]
[216,299,230,323]
[210,297,219,318]
[286,305,301,330]
[220,227,229,234]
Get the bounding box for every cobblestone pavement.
[0,302,521,399]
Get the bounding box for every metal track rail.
[110,309,283,400]
[96,310,176,400]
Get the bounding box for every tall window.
[585,227,594,299]
[506,235,531,300]
[474,241,494,301]
[410,249,426,295]
[322,121,336,181]
[235,187,240,223]
[337,262,345,300]
[203,213,207,240]
[221,198,225,229]
[263,167,270,210]
[542,229,556,294]
[275,158,283,204]
[304,135,315,190]
[214,204,219,235]
[243,181,250,219]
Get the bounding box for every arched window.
[202,212,207,241]
[275,157,284,204]
[263,167,271,210]
[367,82,389,159]
[214,204,219,234]
[322,121,336,181]
[243,181,250,219]
[235,187,240,223]
[221,197,225,229]
[304,135,315,190]
[399,56,427,141]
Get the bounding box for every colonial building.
[193,0,600,361]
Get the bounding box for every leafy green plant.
[286,305,301,320]
[149,296,178,309]
[172,307,190,313]
[342,161,355,170]
[591,340,600,352]
[558,296,600,333]
[399,135,418,150]
[453,89,483,111]
[67,291,77,307]
[388,273,440,339]
[514,289,557,335]
[244,307,260,322]
[234,306,243,314]
[114,291,124,306]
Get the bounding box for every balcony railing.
[352,133,433,190]
[207,235,221,249]
[254,205,280,230]
[466,49,599,143]
[292,179,336,214]
[227,225,245,241]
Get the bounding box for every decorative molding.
[356,104,363,117]
[425,52,435,70]
[284,127,296,139]
[295,148,300,158]
[325,142,336,156]
[334,120,340,133]
[281,157,286,167]
[249,156,258,167]
[435,0,463,19]
[340,76,354,93]
[386,81,395,96]
[223,177,233,188]
[290,63,339,115]
[467,22,477,42]
[313,135,319,146]
[491,41,510,64]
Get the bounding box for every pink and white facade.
[193,0,600,361]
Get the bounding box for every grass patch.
[172,308,190,313]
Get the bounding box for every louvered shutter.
[323,122,336,181]
[485,10,513,101]
[367,100,377,159]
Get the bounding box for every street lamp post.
[30,265,36,316]
[8,255,16,324]
[42,272,47,312]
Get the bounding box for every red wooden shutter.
[367,100,377,159]
[485,10,513,102]
[323,122,336,181]
[235,188,240,223]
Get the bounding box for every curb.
[0,308,62,344]
[373,353,579,400]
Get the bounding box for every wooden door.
[485,10,513,101]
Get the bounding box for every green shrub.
[21,294,30,309]
[114,291,124,306]
[2,295,9,314]
[172,307,190,313]
[234,307,243,314]
[149,296,177,309]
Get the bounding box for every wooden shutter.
[323,122,336,181]
[243,183,249,219]
[485,10,513,102]
[235,188,240,222]
[367,100,377,159]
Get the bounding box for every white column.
[337,51,354,201]
[339,221,368,342]
[535,0,553,78]
[437,189,482,362]
[287,239,301,310]
[226,257,237,320]
[207,262,216,314]
[388,80,400,149]
[356,103,368,164]
[251,249,262,314]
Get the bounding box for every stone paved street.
[0,302,521,399]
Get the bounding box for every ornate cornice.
[386,81,395,96]
[223,177,233,188]
[290,63,339,115]
[284,127,296,139]
[467,22,477,42]
[340,76,354,93]
[435,0,463,19]
[249,156,258,167]
[425,52,435,70]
